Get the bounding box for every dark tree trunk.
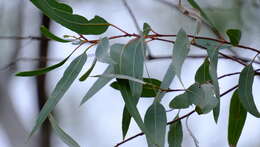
[36,14,52,147]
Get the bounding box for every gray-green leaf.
[172,29,190,81]
[30,53,87,137]
[168,115,183,147]
[80,65,114,105]
[144,101,167,147]
[228,89,247,147]
[169,92,191,109]
[95,38,115,64]
[49,115,80,147]
[238,64,260,117]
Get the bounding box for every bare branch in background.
[122,0,141,33]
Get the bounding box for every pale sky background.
[1,0,260,147]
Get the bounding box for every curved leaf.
[30,53,87,137]
[16,49,77,77]
[143,23,151,36]
[228,90,247,147]
[118,39,145,98]
[156,29,190,100]
[168,115,183,147]
[226,29,241,46]
[172,29,190,81]
[40,25,70,43]
[31,0,109,35]
[80,65,114,105]
[144,101,167,147]
[238,64,260,117]
[49,115,80,147]
[95,38,115,64]
[79,58,97,81]
[196,38,221,122]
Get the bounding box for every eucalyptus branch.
[114,83,239,146]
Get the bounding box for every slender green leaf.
[143,23,151,36]
[169,92,191,109]
[40,25,70,43]
[95,38,115,64]
[156,29,190,100]
[144,101,167,147]
[226,29,242,46]
[16,50,76,77]
[116,79,152,141]
[172,29,190,81]
[228,90,247,147]
[122,106,132,140]
[31,0,109,35]
[168,115,183,147]
[30,53,87,137]
[49,115,80,147]
[80,65,114,105]
[79,58,97,81]
[195,58,211,84]
[110,78,161,97]
[156,62,176,100]
[238,64,260,117]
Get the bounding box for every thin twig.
[122,0,141,33]
[0,36,49,41]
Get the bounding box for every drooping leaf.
[16,49,77,76]
[195,58,211,84]
[49,115,80,147]
[228,90,247,147]
[79,58,97,81]
[120,39,145,98]
[80,65,114,105]
[30,53,87,137]
[172,29,190,82]
[110,78,161,97]
[226,29,241,46]
[195,39,231,50]
[143,23,151,36]
[144,101,167,147]
[169,92,191,109]
[168,115,183,147]
[111,39,145,98]
[116,79,152,141]
[238,64,260,117]
[156,29,190,100]
[31,0,109,35]
[95,38,115,64]
[122,106,132,140]
[197,38,221,122]
[40,25,70,43]
[190,83,219,114]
